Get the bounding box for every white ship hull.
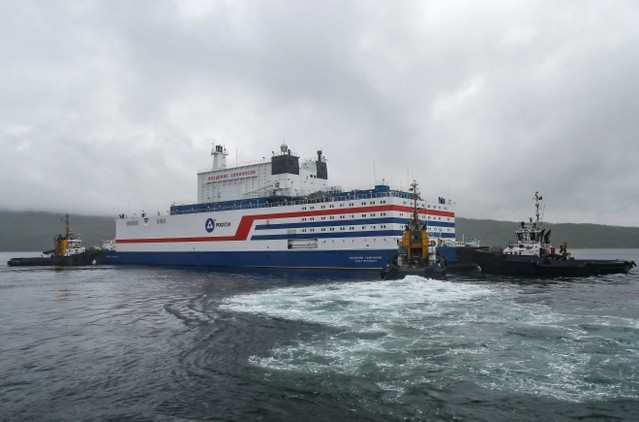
[107,189,455,270]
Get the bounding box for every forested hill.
[456,217,639,249]
[1,210,638,251]
[0,210,114,252]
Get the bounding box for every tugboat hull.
[7,250,105,267]
[380,263,447,280]
[470,250,636,277]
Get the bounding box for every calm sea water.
[1,250,638,421]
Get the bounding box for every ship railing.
[169,189,450,215]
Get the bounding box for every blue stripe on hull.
[254,218,455,230]
[251,231,455,241]
[104,249,398,270]
[251,230,403,240]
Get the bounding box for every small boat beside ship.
[7,214,104,267]
[380,181,448,280]
[468,193,636,277]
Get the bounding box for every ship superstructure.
[502,192,553,257]
[53,214,87,257]
[198,144,331,202]
[106,145,456,269]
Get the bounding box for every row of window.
[299,224,391,233]
[311,238,441,245]
[301,212,389,221]
[400,201,448,210]
[296,212,450,222]
[298,199,448,211]
[300,200,389,211]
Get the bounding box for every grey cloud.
[1,0,638,225]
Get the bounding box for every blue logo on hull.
[205,218,215,233]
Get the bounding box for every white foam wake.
[221,276,639,403]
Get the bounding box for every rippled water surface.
[1,250,638,421]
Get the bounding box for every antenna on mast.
[409,179,419,225]
[65,213,70,239]
[534,191,543,224]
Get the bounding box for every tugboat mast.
[64,213,70,239]
[534,191,543,224]
[410,180,419,226]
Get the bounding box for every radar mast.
[534,191,543,224]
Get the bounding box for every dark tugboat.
[381,181,446,280]
[7,214,105,267]
[470,192,636,277]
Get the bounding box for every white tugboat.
[469,192,636,277]
[502,192,554,257]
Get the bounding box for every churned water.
[1,250,638,421]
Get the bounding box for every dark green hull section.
[7,250,106,267]
[470,250,636,277]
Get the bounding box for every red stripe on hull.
[116,205,454,244]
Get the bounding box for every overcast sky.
[1,0,638,225]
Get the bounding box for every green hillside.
[0,210,114,252]
[456,217,639,249]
